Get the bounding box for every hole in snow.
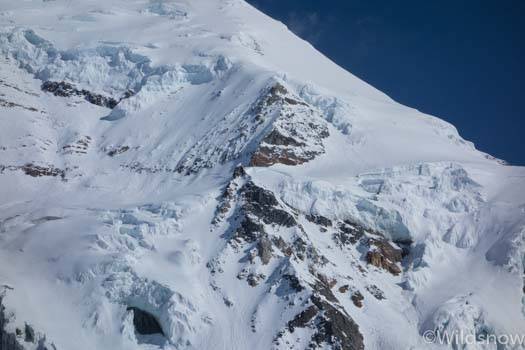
[126,307,164,336]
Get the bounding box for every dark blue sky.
[247,0,525,165]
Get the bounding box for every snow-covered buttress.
[0,1,524,349]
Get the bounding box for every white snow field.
[0,1,523,349]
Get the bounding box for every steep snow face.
[0,1,524,350]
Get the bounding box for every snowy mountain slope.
[0,1,524,350]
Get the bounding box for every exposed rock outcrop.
[287,294,364,350]
[0,297,53,350]
[0,298,24,350]
[41,81,124,109]
[306,214,333,228]
[213,170,364,349]
[334,220,404,275]
[62,136,91,155]
[351,291,364,308]
[241,182,297,228]
[231,181,299,268]
[0,98,40,113]
[0,163,66,179]
[365,237,403,275]
[106,145,130,157]
[250,83,329,167]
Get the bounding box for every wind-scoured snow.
[0,1,523,350]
